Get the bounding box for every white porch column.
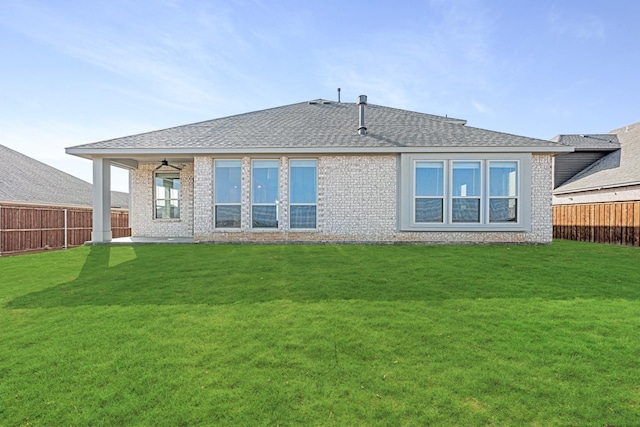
[92,158,112,242]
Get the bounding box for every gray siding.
[554,152,610,188]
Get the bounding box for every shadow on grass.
[7,242,640,308]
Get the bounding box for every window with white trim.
[214,160,241,228]
[252,160,279,228]
[415,161,444,223]
[154,172,180,219]
[401,153,531,231]
[289,160,317,229]
[489,161,518,223]
[452,161,482,223]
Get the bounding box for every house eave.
[66,145,573,160]
[573,147,621,152]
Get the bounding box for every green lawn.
[1,241,639,426]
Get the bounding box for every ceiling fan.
[154,159,182,171]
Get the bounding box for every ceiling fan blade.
[154,159,182,171]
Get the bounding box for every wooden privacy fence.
[0,205,130,256]
[553,201,640,247]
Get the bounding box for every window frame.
[154,171,181,220]
[488,160,519,223]
[451,160,482,224]
[214,159,242,229]
[414,161,445,223]
[251,159,280,229]
[289,159,318,230]
[400,153,531,232]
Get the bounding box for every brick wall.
[131,163,194,237]
[530,154,554,243]
[193,156,213,236]
[185,153,553,244]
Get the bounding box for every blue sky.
[1,0,638,192]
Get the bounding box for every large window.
[401,153,530,231]
[415,161,444,223]
[289,160,317,229]
[452,161,481,223]
[489,161,518,223]
[155,172,180,219]
[252,160,279,228]
[215,160,241,228]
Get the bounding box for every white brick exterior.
[130,154,554,244]
[530,154,554,243]
[131,163,194,238]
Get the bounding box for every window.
[489,161,518,223]
[452,161,481,223]
[252,160,279,228]
[400,153,531,231]
[289,160,317,229]
[415,161,444,223]
[155,172,180,219]
[215,160,241,228]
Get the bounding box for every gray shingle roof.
[554,122,640,194]
[0,144,129,208]
[68,100,569,153]
[551,133,620,150]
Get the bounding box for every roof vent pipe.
[358,95,367,135]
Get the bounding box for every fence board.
[553,201,640,247]
[0,204,130,255]
[635,203,640,247]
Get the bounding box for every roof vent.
[358,95,367,135]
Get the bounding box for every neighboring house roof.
[551,133,620,151]
[67,99,571,159]
[554,122,640,194]
[0,144,129,208]
[551,134,620,188]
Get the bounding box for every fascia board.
[66,145,573,158]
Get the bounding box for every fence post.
[0,204,3,257]
[64,208,68,249]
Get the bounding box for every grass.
[0,240,639,426]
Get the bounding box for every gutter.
[66,145,574,159]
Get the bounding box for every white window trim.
[414,161,445,224]
[450,160,483,224]
[251,159,280,229]
[399,153,531,232]
[488,160,520,224]
[154,171,181,220]
[288,159,318,230]
[214,159,242,229]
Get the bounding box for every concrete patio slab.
[86,236,195,245]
